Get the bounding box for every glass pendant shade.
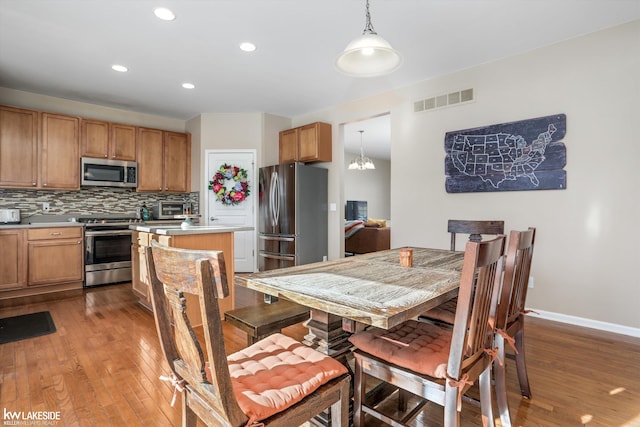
[336,33,402,77]
[336,0,402,77]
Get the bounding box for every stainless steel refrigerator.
[258,162,328,271]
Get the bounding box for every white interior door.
[205,150,256,272]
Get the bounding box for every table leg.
[303,309,353,361]
[303,309,354,426]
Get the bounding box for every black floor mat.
[0,311,56,344]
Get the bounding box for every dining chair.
[494,228,536,400]
[448,219,505,251]
[419,228,537,426]
[416,219,505,326]
[349,235,506,427]
[145,241,350,427]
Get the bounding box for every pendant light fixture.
[349,130,376,170]
[336,0,402,77]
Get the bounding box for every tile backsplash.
[0,187,199,219]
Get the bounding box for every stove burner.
[78,214,144,227]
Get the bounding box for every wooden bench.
[224,300,310,346]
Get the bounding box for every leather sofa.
[345,225,391,254]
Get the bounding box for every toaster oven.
[152,202,187,219]
[0,208,21,224]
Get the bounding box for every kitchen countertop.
[0,214,185,230]
[0,221,84,229]
[129,224,253,235]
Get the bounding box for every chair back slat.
[146,241,247,426]
[449,235,506,376]
[497,228,536,329]
[448,219,504,251]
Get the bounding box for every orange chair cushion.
[420,297,458,325]
[349,320,452,378]
[226,333,348,423]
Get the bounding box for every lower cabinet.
[27,228,84,286]
[131,231,152,310]
[131,230,235,322]
[0,227,84,300]
[0,229,27,291]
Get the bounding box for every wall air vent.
[414,88,474,113]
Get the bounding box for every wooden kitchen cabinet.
[0,229,27,291]
[0,105,39,188]
[131,231,152,310]
[81,119,136,161]
[137,128,191,193]
[164,131,191,192]
[278,122,331,164]
[131,230,235,321]
[40,112,81,190]
[278,128,299,163]
[27,227,84,287]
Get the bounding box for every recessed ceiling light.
[111,65,128,72]
[182,83,195,89]
[239,42,256,52]
[154,7,175,21]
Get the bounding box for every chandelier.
[349,130,375,170]
[335,0,402,77]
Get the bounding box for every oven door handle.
[85,230,133,236]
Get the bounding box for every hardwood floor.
[1,283,638,426]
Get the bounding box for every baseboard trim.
[529,308,640,338]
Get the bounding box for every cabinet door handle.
[77,240,82,244]
[50,232,62,236]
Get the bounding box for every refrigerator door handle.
[269,170,280,228]
[259,235,295,242]
[273,171,280,227]
[259,252,296,262]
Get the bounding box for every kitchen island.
[129,224,253,322]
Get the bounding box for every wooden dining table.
[236,247,464,362]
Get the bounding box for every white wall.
[186,112,290,203]
[343,155,391,220]
[0,87,185,131]
[294,21,640,330]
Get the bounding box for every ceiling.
[1,1,639,159]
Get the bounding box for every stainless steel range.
[80,214,143,287]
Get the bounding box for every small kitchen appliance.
[152,201,189,219]
[0,208,21,224]
[81,157,137,188]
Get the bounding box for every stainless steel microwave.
[81,157,137,188]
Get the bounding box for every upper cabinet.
[279,122,332,164]
[0,104,189,192]
[41,112,80,190]
[81,119,136,161]
[0,106,38,188]
[279,128,299,164]
[0,106,80,190]
[163,131,191,193]
[1,106,80,190]
[137,128,191,193]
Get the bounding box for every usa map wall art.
[444,114,567,193]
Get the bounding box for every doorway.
[343,114,391,223]
[204,149,257,272]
